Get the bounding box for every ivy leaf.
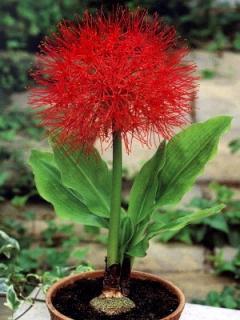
[0,231,20,259]
[4,285,21,312]
[53,144,111,218]
[156,116,232,207]
[0,263,8,277]
[29,150,108,228]
[0,277,8,292]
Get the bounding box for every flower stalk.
[107,132,122,267]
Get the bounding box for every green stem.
[107,132,122,267]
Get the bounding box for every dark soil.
[52,277,179,320]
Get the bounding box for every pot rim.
[46,270,185,320]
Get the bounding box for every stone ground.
[1,50,240,319]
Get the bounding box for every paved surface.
[0,296,10,320]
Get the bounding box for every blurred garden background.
[1,0,240,318]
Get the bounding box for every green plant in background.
[0,0,92,51]
[0,109,43,141]
[0,0,91,99]
[1,216,90,273]
[158,183,240,248]
[0,220,93,318]
[229,138,240,153]
[0,231,22,317]
[0,52,33,91]
[193,286,240,310]
[200,68,217,80]
[1,0,240,100]
[207,31,230,52]
[209,249,240,279]
[1,0,240,52]
[233,32,240,51]
[0,146,35,198]
[0,107,44,199]
[127,0,240,50]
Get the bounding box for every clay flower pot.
[46,270,185,320]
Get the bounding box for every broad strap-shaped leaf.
[119,215,134,261]
[127,205,224,257]
[128,142,166,225]
[147,205,225,238]
[126,237,149,258]
[155,116,232,208]
[123,143,166,256]
[53,144,111,218]
[29,150,108,228]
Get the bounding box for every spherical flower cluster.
[30,9,197,152]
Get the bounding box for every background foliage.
[1,0,240,96]
[1,1,240,52]
[158,183,240,248]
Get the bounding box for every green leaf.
[156,116,232,207]
[222,294,238,309]
[0,172,9,187]
[0,263,8,277]
[53,144,111,218]
[201,68,216,80]
[4,285,21,312]
[71,248,88,261]
[128,142,166,225]
[0,277,8,292]
[127,205,224,257]
[210,182,234,203]
[126,237,149,258]
[11,195,29,208]
[119,215,134,260]
[73,265,94,274]
[29,150,107,228]
[204,215,229,233]
[0,231,20,259]
[124,143,166,257]
[148,205,225,239]
[229,138,240,154]
[233,32,240,51]
[206,291,221,307]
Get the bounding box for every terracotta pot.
[46,270,185,320]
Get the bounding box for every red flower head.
[30,8,197,152]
